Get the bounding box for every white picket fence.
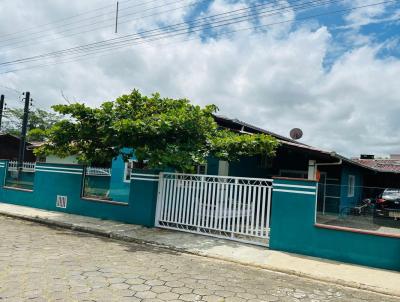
[8,161,36,172]
[155,172,273,246]
[85,167,111,176]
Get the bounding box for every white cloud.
[1,0,400,158]
[343,0,394,28]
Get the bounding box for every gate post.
[129,169,161,227]
[269,177,318,252]
[0,160,8,201]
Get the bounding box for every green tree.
[34,90,279,171]
[2,107,61,141]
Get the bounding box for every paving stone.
[0,216,398,302]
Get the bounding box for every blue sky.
[0,0,400,157]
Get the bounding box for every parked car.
[374,188,400,222]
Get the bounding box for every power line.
[0,0,137,40]
[1,0,395,75]
[0,0,390,70]
[0,0,342,67]
[0,0,191,48]
[0,1,203,55]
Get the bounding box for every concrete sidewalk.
[0,202,399,298]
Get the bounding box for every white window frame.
[348,175,355,197]
[123,160,134,183]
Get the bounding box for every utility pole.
[0,95,4,132]
[17,91,30,171]
[115,1,119,33]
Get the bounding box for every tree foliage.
[1,107,61,141]
[34,90,280,171]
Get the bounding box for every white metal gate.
[155,172,273,246]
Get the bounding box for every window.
[348,175,355,197]
[123,159,149,182]
[196,164,208,175]
[123,160,134,183]
[218,161,229,176]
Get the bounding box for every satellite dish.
[290,128,303,140]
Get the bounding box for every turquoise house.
[89,115,390,211]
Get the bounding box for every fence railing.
[85,167,111,176]
[156,172,273,245]
[8,161,36,172]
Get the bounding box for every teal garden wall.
[0,160,159,227]
[270,177,400,271]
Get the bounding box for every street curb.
[1,211,399,299]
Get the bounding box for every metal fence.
[155,172,273,245]
[85,167,111,176]
[8,161,36,172]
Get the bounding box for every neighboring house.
[0,133,36,162]
[353,154,400,189]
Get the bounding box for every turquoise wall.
[0,160,159,226]
[129,169,160,227]
[270,178,400,271]
[109,154,132,202]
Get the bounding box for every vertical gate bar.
[166,178,171,222]
[180,179,188,224]
[187,178,193,225]
[166,177,173,222]
[231,179,238,236]
[161,177,166,222]
[201,177,208,227]
[187,177,193,226]
[255,185,261,236]
[218,180,224,230]
[240,184,247,233]
[209,181,216,230]
[236,183,242,233]
[205,180,212,229]
[266,186,272,238]
[250,185,256,236]
[189,177,197,226]
[214,180,221,230]
[171,177,176,223]
[165,177,172,222]
[194,176,203,227]
[246,185,252,235]
[175,177,183,223]
[196,176,203,226]
[227,182,234,232]
[184,178,191,225]
[260,186,267,237]
[222,181,229,231]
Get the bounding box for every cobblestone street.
[0,216,398,302]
